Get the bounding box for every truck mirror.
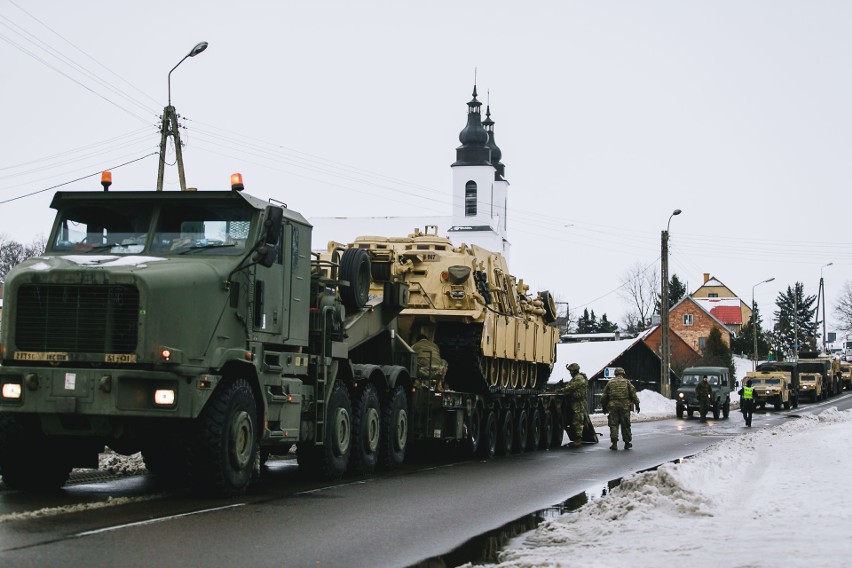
[252,244,277,268]
[263,206,283,245]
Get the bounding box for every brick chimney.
[704,273,710,283]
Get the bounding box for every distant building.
[691,273,752,333]
[310,85,510,258]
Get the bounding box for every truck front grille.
[15,284,139,353]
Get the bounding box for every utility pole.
[752,277,774,370]
[817,263,833,353]
[660,208,681,398]
[156,41,208,191]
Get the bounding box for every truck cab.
[676,366,734,419]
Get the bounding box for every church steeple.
[452,85,491,167]
[483,104,505,180]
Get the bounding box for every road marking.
[0,495,163,524]
[74,503,245,537]
[295,479,370,495]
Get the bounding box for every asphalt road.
[2,394,849,568]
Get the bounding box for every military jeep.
[798,371,823,402]
[676,366,734,420]
[746,370,794,410]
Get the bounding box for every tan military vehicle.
[798,371,824,402]
[745,370,793,410]
[840,362,851,392]
[323,226,559,394]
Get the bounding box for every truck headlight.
[2,382,22,399]
[154,389,176,406]
[678,392,684,399]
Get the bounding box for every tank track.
[435,322,551,395]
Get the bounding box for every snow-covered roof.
[692,297,745,324]
[551,337,644,383]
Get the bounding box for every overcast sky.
[2,1,850,334]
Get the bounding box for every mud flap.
[581,412,599,444]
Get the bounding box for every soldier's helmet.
[615,367,625,376]
[567,362,580,373]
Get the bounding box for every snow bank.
[486,407,852,568]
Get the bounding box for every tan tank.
[324,226,559,394]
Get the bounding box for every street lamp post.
[818,262,833,353]
[752,277,775,370]
[157,41,208,191]
[660,208,681,398]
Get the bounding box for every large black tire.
[527,407,542,451]
[539,410,553,450]
[783,399,791,410]
[0,413,72,491]
[339,248,371,311]
[513,409,528,454]
[540,291,557,324]
[723,399,730,419]
[549,407,564,448]
[480,409,498,458]
[298,382,352,480]
[676,404,685,419]
[712,403,721,420]
[379,386,408,469]
[189,379,259,495]
[349,383,381,475]
[497,410,514,456]
[467,407,482,455]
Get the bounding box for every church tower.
[449,86,510,257]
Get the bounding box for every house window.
[683,314,694,326]
[708,293,718,298]
[699,337,707,350]
[465,181,477,216]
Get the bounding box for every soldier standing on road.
[563,362,588,448]
[696,375,712,421]
[600,367,640,450]
[738,379,754,427]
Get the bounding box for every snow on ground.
[589,389,675,426]
[477,407,852,568]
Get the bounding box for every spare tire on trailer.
[340,248,371,311]
[540,291,557,324]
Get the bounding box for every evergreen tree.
[576,309,594,333]
[597,313,619,333]
[698,327,736,380]
[773,282,817,356]
[654,273,687,312]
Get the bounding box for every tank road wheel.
[339,248,371,311]
[526,407,542,451]
[0,413,72,491]
[509,361,519,389]
[189,379,259,495]
[513,408,529,453]
[487,358,499,387]
[497,410,514,456]
[549,406,564,448]
[379,386,408,469]
[539,409,553,450]
[480,409,498,458]
[529,365,539,390]
[349,383,381,475]
[298,382,352,480]
[519,364,529,389]
[499,360,509,388]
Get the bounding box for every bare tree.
[834,281,852,334]
[618,261,659,331]
[0,234,46,283]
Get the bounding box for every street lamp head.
[765,277,775,284]
[672,209,682,216]
[188,41,208,57]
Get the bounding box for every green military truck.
[676,366,734,420]
[0,179,568,495]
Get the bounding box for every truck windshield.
[52,202,153,253]
[151,202,253,255]
[681,375,700,385]
[764,379,782,385]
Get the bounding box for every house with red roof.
[691,273,752,334]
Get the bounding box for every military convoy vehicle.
[322,226,569,454]
[746,370,794,410]
[0,177,570,495]
[798,371,823,402]
[676,366,734,419]
[841,361,852,391]
[797,352,837,397]
[756,361,800,408]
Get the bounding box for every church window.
[465,181,477,216]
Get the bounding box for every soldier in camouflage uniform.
[600,367,640,450]
[411,337,448,391]
[563,362,588,448]
[695,375,712,421]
